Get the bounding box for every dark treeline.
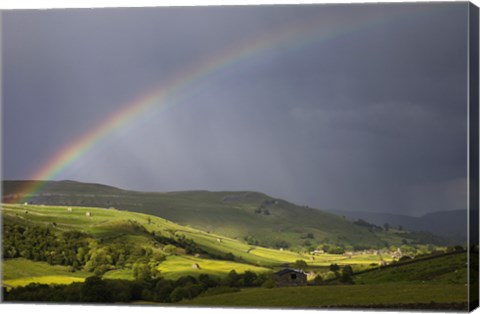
[2,222,220,277]
[2,223,165,275]
[3,224,91,270]
[4,270,273,303]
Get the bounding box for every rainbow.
[13,6,432,202]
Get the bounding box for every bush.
[312,275,323,285]
[262,278,275,288]
[163,244,177,255]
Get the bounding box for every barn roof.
[274,268,305,276]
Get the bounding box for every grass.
[2,258,90,288]
[102,269,135,280]
[3,203,386,271]
[1,203,469,308]
[4,276,86,288]
[2,203,458,299]
[157,255,270,280]
[2,204,318,284]
[353,253,468,285]
[181,284,468,307]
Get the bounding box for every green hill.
[352,252,469,285]
[3,180,442,250]
[181,253,470,309]
[1,203,388,289]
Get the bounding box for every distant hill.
[326,209,467,242]
[2,180,448,249]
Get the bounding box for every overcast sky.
[2,3,470,215]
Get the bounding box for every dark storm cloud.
[2,3,470,214]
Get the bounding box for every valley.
[1,181,474,309]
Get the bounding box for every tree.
[293,259,308,270]
[274,240,290,249]
[342,265,353,277]
[170,287,188,302]
[339,265,354,284]
[383,223,390,231]
[198,274,218,289]
[81,276,112,302]
[327,246,345,254]
[224,270,240,287]
[133,262,151,281]
[329,264,340,272]
[399,256,412,262]
[244,235,259,246]
[224,252,235,261]
[312,275,323,285]
[242,271,258,287]
[163,244,177,255]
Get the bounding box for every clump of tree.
[326,245,345,255]
[311,274,323,285]
[292,259,308,270]
[353,219,382,232]
[3,224,92,270]
[3,222,168,276]
[244,235,259,246]
[274,240,290,249]
[300,232,314,239]
[339,265,354,284]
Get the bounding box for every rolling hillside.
[2,203,470,309]
[2,203,390,289]
[2,180,444,249]
[181,253,471,309]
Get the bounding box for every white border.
[0,1,478,314]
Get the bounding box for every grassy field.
[2,258,90,289]
[181,283,468,308]
[102,269,134,280]
[157,255,270,279]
